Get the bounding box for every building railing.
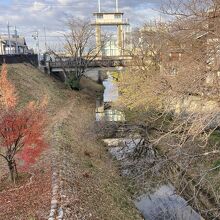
[92,18,129,25]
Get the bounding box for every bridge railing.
[49,58,130,68]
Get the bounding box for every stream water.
[96,73,125,122]
[135,185,202,220]
[96,71,203,220]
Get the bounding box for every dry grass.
[54,95,141,219]
[0,64,141,220]
[80,75,104,96]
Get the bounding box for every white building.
[0,35,33,55]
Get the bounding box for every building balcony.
[92,19,129,26]
[92,12,129,26]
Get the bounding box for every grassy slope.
[5,64,141,220]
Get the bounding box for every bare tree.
[50,17,109,90]
[117,1,220,219]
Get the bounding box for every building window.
[115,14,121,19]
[97,14,103,19]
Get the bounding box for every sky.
[0,0,161,52]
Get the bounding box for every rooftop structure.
[0,35,33,55]
[92,0,130,57]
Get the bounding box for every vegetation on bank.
[0,64,141,219]
[0,65,47,183]
[115,1,220,218]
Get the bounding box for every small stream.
[135,185,202,220]
[96,73,125,122]
[96,71,203,220]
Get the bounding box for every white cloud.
[0,0,161,51]
[57,0,73,4]
[30,1,47,11]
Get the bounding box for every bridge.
[45,0,133,76]
[47,56,132,79]
[48,56,131,69]
[45,56,132,82]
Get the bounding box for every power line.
[25,35,65,38]
[11,3,77,8]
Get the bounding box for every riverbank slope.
[0,64,141,219]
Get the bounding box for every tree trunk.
[8,159,18,184]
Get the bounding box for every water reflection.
[103,74,119,102]
[104,138,203,220]
[96,72,125,122]
[104,138,140,160]
[96,109,125,122]
[98,71,203,220]
[135,185,203,220]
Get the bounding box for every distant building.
[0,35,33,55]
[92,0,130,57]
[160,4,220,76]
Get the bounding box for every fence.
[0,54,38,67]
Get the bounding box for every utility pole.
[44,26,48,52]
[37,31,40,66]
[32,31,40,67]
[98,0,101,12]
[15,26,18,54]
[7,22,12,55]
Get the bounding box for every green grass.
[213,160,220,171]
[209,131,220,144]
[111,71,121,81]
